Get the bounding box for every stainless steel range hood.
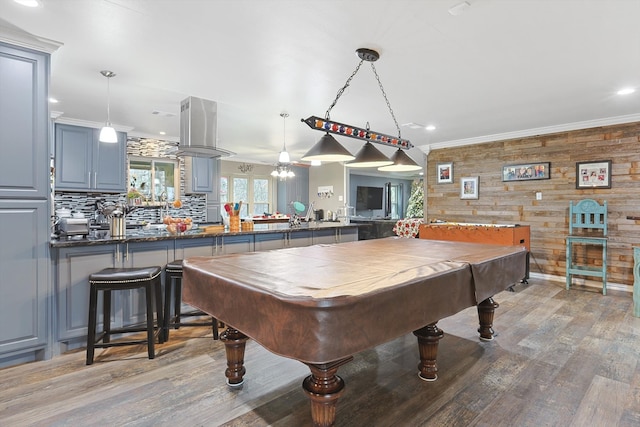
[178,97,234,158]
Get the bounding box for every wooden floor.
[2,278,640,426]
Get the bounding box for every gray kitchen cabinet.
[53,240,173,352]
[221,234,254,254]
[0,42,51,369]
[184,156,214,193]
[0,200,50,365]
[54,123,127,192]
[312,228,339,245]
[175,236,218,259]
[288,230,313,248]
[255,232,286,251]
[184,157,221,222]
[0,43,49,199]
[54,244,119,344]
[338,227,358,242]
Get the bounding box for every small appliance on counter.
[57,217,90,238]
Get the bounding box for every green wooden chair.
[566,199,608,294]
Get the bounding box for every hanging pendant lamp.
[301,133,354,162]
[98,70,118,143]
[302,48,419,169]
[346,142,392,168]
[271,112,295,179]
[377,148,422,172]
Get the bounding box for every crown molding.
[429,113,640,150]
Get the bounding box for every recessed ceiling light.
[159,131,166,135]
[48,97,58,103]
[402,122,426,129]
[617,88,635,95]
[14,0,41,7]
[448,1,471,16]
[426,125,436,131]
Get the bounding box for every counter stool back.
[163,260,219,342]
[86,266,164,365]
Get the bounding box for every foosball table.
[419,222,530,281]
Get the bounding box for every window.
[129,157,179,202]
[388,183,403,219]
[221,174,274,217]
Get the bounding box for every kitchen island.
[50,222,359,356]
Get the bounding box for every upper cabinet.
[54,123,127,192]
[184,156,216,194]
[0,43,49,199]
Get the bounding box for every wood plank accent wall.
[426,121,640,289]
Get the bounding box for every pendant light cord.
[281,112,288,151]
[106,76,111,124]
[323,57,402,139]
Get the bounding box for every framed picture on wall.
[437,162,453,184]
[576,160,611,189]
[502,162,550,181]
[460,176,479,199]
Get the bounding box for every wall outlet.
[536,192,542,200]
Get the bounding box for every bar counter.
[50,221,359,248]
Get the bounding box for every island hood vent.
[178,96,234,158]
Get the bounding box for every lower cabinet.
[0,200,50,367]
[255,233,286,251]
[221,234,254,254]
[53,241,173,352]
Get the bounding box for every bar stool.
[163,259,219,342]
[86,266,163,365]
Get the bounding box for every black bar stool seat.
[163,260,219,342]
[86,266,163,365]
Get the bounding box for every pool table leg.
[303,357,353,427]
[220,327,248,386]
[477,297,499,341]
[413,323,444,381]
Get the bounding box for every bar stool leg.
[103,289,111,344]
[145,283,155,359]
[154,275,164,343]
[212,318,219,340]
[86,283,98,365]
[174,278,182,328]
[163,274,172,342]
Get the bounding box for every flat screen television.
[356,186,384,210]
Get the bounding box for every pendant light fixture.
[302,48,418,169]
[98,70,118,143]
[271,113,295,179]
[377,148,422,172]
[278,112,291,163]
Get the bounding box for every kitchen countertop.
[50,221,359,248]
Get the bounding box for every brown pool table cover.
[182,237,526,364]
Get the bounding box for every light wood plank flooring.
[1,278,639,426]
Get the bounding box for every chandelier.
[301,48,421,171]
[271,112,295,179]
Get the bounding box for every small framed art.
[460,176,479,199]
[576,160,611,189]
[502,162,550,182]
[437,162,453,184]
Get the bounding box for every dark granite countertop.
[50,221,359,248]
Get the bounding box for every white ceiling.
[2,0,640,173]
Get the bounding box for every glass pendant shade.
[98,70,118,143]
[346,142,393,168]
[301,133,355,162]
[278,150,290,163]
[377,148,422,172]
[99,125,118,143]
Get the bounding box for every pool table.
[182,237,526,427]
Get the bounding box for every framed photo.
[437,162,453,184]
[502,162,550,182]
[576,160,612,189]
[460,176,479,199]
